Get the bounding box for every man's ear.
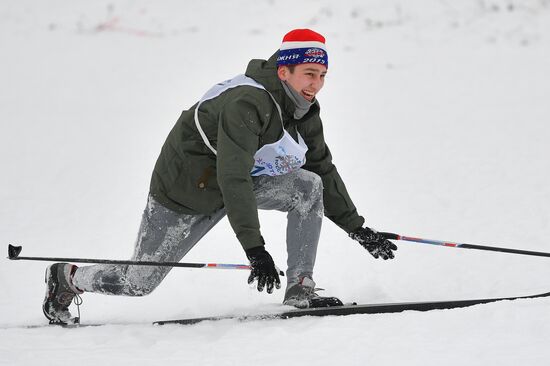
[277,66,288,81]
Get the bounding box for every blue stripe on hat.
[276,47,328,67]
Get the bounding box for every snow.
[1,0,550,365]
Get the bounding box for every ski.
[153,290,550,325]
[5,321,155,330]
[18,323,105,329]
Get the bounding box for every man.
[43,29,397,324]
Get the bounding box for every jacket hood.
[245,51,297,120]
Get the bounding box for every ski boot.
[283,277,343,309]
[43,263,83,324]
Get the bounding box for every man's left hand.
[350,227,397,260]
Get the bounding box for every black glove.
[350,227,398,260]
[245,246,281,294]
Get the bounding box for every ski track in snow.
[1,1,550,365]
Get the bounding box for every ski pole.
[380,232,550,258]
[6,244,284,275]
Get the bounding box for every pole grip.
[379,232,400,240]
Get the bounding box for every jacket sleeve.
[301,116,365,233]
[216,94,267,251]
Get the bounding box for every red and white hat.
[276,29,328,68]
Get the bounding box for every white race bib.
[194,74,308,177]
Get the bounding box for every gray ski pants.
[72,169,324,296]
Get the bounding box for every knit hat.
[276,29,328,68]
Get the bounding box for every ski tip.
[7,244,22,259]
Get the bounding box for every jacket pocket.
[166,155,224,215]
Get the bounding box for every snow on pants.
[72,169,324,296]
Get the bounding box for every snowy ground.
[1,0,550,365]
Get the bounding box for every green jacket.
[150,51,365,250]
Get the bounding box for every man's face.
[277,63,327,102]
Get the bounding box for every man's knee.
[289,170,323,214]
[126,283,158,297]
[126,268,168,296]
[92,268,164,296]
[295,170,323,199]
[109,279,160,297]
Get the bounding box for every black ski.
[153,290,550,325]
[17,323,105,329]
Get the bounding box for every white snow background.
[1,0,550,365]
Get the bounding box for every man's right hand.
[245,246,281,294]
